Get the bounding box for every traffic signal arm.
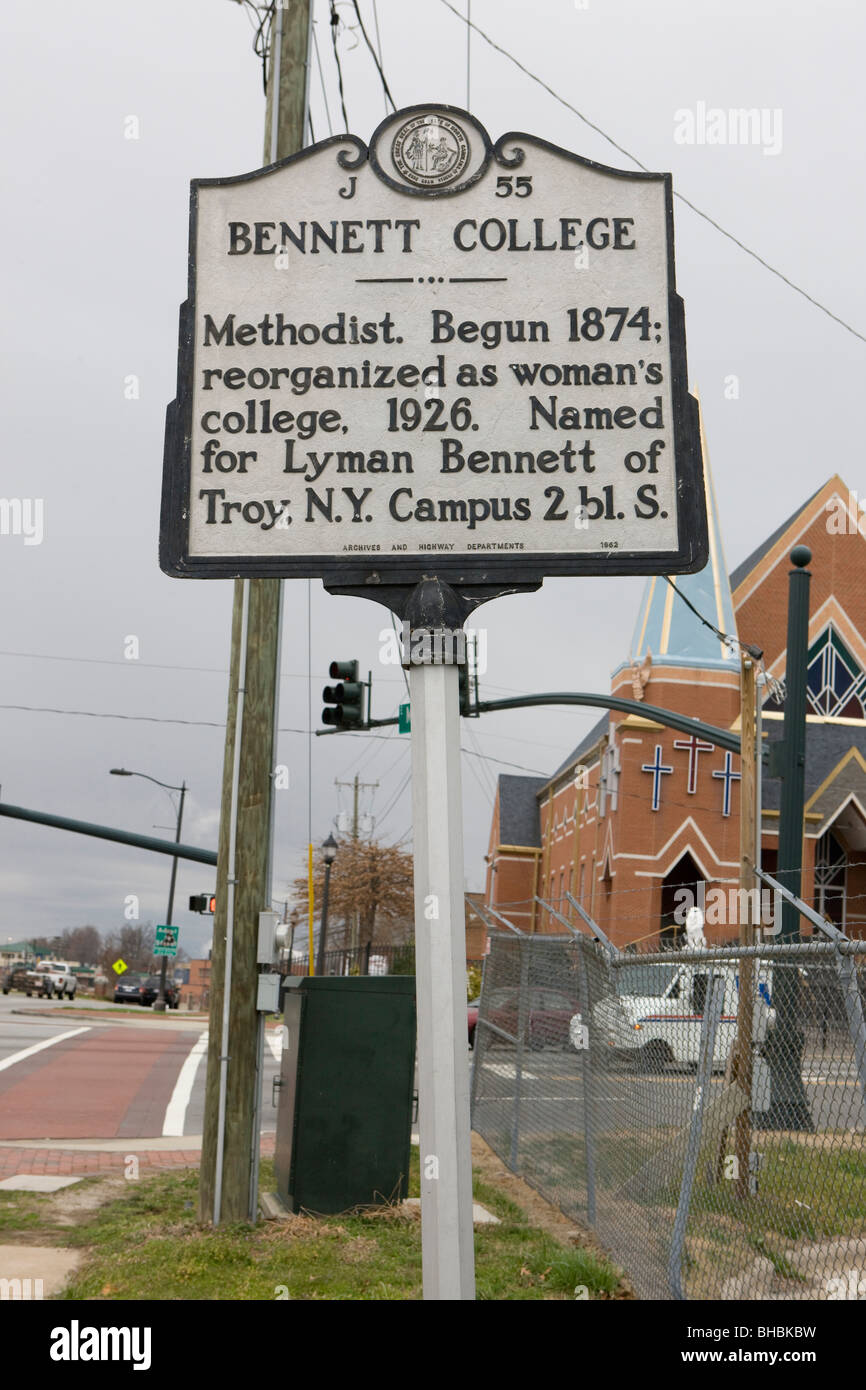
[316,689,740,754]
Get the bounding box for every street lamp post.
[110,768,187,1011]
[315,833,338,976]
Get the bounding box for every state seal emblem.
[391,114,470,188]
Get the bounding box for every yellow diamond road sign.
[112,959,128,976]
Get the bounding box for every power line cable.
[464,719,497,798]
[0,648,407,683]
[663,576,762,661]
[236,0,276,94]
[311,17,335,137]
[376,768,412,824]
[463,746,495,804]
[329,2,350,133]
[350,0,396,111]
[371,0,388,117]
[0,701,311,735]
[437,0,866,345]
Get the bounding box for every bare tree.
[59,925,102,965]
[291,837,414,952]
[99,923,157,974]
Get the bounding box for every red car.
[486,985,578,1049]
[468,999,479,1048]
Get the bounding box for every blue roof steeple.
[628,403,737,672]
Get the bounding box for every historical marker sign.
[161,104,707,587]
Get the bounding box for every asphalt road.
[472,1048,866,1133]
[0,993,282,1141]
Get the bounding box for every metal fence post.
[668,971,726,1300]
[510,936,530,1173]
[576,937,597,1227]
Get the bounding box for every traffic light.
[322,660,366,729]
[459,633,480,717]
[189,894,216,914]
[459,663,470,716]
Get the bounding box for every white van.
[592,957,774,1069]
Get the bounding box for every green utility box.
[274,975,416,1214]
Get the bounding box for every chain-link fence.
[471,929,866,1299]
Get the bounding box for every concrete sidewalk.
[0,1133,276,1180]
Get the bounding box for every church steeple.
[627,402,737,672]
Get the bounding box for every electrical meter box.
[274,975,416,1214]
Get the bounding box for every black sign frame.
[160,105,708,589]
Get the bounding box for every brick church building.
[483,453,866,950]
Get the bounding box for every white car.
[592,957,773,1069]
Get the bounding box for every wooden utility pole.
[335,774,378,953]
[335,773,380,839]
[199,0,312,1226]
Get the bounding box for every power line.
[663,577,762,661]
[236,0,276,94]
[461,746,548,776]
[0,700,549,770]
[371,0,388,117]
[311,17,334,137]
[0,701,308,735]
[350,0,396,111]
[376,768,411,824]
[0,648,407,683]
[329,2,350,133]
[437,0,866,345]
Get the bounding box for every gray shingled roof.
[762,723,866,812]
[549,712,610,784]
[497,774,546,847]
[729,485,822,593]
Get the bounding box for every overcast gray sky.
[1,0,863,957]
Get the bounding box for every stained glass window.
[806,628,865,719]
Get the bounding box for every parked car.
[487,985,579,1049]
[468,999,479,1048]
[114,973,180,1008]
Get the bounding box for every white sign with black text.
[161,105,706,584]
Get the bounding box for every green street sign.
[399,702,411,734]
[154,924,179,958]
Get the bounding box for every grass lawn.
[0,1152,622,1301]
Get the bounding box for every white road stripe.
[162,1030,209,1137]
[482,1062,538,1081]
[0,1026,90,1073]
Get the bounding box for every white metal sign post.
[407,585,476,1299]
[161,104,706,1299]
